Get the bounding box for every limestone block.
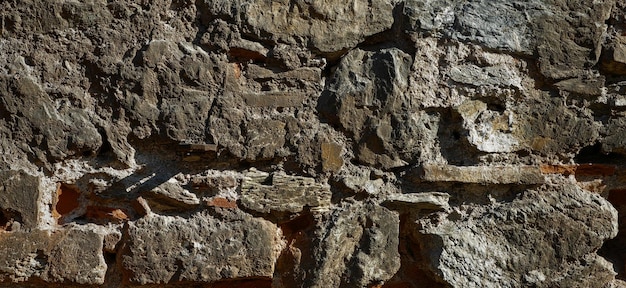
[307,202,400,287]
[418,180,618,287]
[0,227,106,285]
[416,164,545,184]
[0,171,41,230]
[241,170,331,214]
[121,211,281,284]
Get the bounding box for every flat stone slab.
[241,170,331,214]
[416,164,544,184]
[383,192,451,212]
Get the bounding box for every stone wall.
[0,0,626,287]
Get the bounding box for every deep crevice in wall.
[575,143,626,165]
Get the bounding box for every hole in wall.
[55,183,81,223]
[575,143,626,165]
[382,214,447,288]
[599,188,626,280]
[0,210,10,231]
[0,208,22,231]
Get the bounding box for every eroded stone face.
[0,0,625,287]
[121,211,281,284]
[240,170,331,216]
[0,227,106,285]
[200,0,396,53]
[417,179,618,287]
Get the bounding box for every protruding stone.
[383,192,451,212]
[142,179,200,212]
[241,170,331,214]
[602,36,626,75]
[121,211,281,284]
[418,180,618,287]
[0,170,42,230]
[321,141,343,172]
[416,164,544,184]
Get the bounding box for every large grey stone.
[0,227,106,285]
[308,202,400,287]
[417,179,618,287]
[121,211,281,284]
[200,0,395,53]
[319,47,435,169]
[0,171,41,230]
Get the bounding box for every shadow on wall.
[432,108,484,166]
[575,143,626,280]
[54,141,227,225]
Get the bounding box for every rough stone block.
[383,192,451,212]
[416,164,544,184]
[241,170,331,214]
[321,141,343,172]
[0,170,41,230]
[0,227,106,285]
[307,202,400,287]
[242,92,306,107]
[417,180,618,287]
[121,211,281,284]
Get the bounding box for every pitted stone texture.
[199,0,395,53]
[241,170,331,215]
[405,0,613,79]
[0,227,106,285]
[121,211,281,284]
[0,171,41,230]
[418,180,618,288]
[0,74,102,168]
[319,47,439,169]
[416,164,544,185]
[306,202,400,288]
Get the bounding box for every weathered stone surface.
[241,92,306,107]
[0,0,625,287]
[200,0,395,53]
[383,192,451,212]
[0,171,41,230]
[457,100,522,153]
[449,64,523,89]
[602,36,626,75]
[0,227,106,285]
[121,211,281,284]
[416,165,545,185]
[308,202,400,287]
[418,180,618,287]
[319,47,433,169]
[0,74,102,167]
[241,170,331,215]
[321,141,343,173]
[405,0,613,79]
[142,179,200,212]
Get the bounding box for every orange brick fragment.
[539,164,577,176]
[206,197,238,209]
[575,164,616,177]
[85,206,129,223]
